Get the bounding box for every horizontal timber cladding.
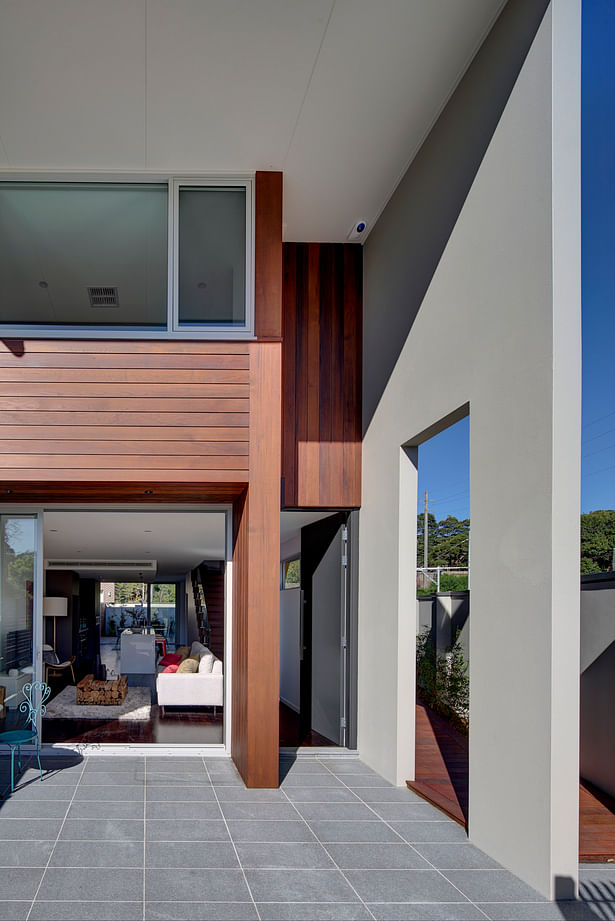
[282,242,362,508]
[0,339,249,483]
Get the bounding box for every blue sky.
[418,1,614,523]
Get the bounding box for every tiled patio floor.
[0,752,612,921]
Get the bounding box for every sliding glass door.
[0,515,39,723]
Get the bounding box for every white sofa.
[156,641,223,715]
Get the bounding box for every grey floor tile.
[295,802,379,822]
[73,784,144,801]
[81,770,145,785]
[282,774,346,788]
[146,773,208,784]
[413,842,500,869]
[145,801,221,820]
[22,768,80,785]
[340,776,394,789]
[0,798,68,818]
[215,787,286,803]
[257,903,372,920]
[280,762,331,775]
[236,841,335,868]
[245,868,360,903]
[29,902,144,921]
[49,839,144,868]
[83,758,144,771]
[369,801,448,822]
[146,819,230,841]
[220,801,299,821]
[68,800,145,820]
[145,785,216,802]
[0,817,62,839]
[354,788,426,804]
[579,873,615,900]
[346,869,470,903]
[145,903,258,921]
[444,869,546,902]
[283,786,360,803]
[227,819,314,843]
[0,839,54,867]
[320,760,377,774]
[0,903,30,920]
[3,782,75,801]
[146,840,239,868]
[390,821,469,843]
[309,820,403,843]
[59,818,144,841]
[479,903,601,920]
[145,868,251,902]
[368,904,487,921]
[0,867,44,899]
[324,842,431,870]
[38,868,144,901]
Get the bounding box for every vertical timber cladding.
[282,242,362,508]
[231,171,282,787]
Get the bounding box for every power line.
[583,409,615,430]
[582,442,615,461]
[582,426,615,446]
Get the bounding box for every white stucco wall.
[358,0,580,900]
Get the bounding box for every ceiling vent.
[87,286,119,307]
[45,559,156,574]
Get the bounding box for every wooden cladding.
[232,342,281,787]
[0,340,249,483]
[282,243,362,508]
[254,172,282,341]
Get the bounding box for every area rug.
[44,686,151,721]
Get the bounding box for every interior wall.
[279,588,301,712]
[359,0,581,899]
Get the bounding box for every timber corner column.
[231,171,283,787]
[231,343,282,787]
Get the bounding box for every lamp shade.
[43,596,68,618]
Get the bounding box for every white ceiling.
[0,0,503,242]
[44,510,226,579]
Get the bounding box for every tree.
[417,514,469,568]
[580,510,615,573]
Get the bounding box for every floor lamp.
[43,597,68,653]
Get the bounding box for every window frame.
[0,171,255,340]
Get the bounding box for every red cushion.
[163,664,179,673]
[159,653,182,667]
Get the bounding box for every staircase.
[191,564,225,661]
[191,567,210,647]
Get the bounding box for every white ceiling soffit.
[0,0,503,242]
[43,510,226,579]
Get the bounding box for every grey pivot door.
[300,513,348,746]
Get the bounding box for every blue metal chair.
[0,681,50,792]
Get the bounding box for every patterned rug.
[44,685,151,721]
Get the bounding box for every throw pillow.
[177,658,199,674]
[198,652,215,674]
[159,653,182,667]
[163,664,179,673]
[43,648,60,666]
[175,646,190,658]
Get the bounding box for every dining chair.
[0,681,51,792]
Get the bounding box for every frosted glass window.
[178,187,246,326]
[0,182,168,327]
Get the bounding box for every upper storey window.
[0,177,253,338]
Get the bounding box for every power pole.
[423,491,429,570]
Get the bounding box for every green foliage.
[283,559,300,588]
[580,510,615,573]
[417,514,469,567]
[416,627,469,724]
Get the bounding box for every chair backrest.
[20,681,51,732]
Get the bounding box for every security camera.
[347,219,368,242]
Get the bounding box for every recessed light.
[49,529,58,532]
[144,529,152,533]
[197,281,207,289]
[38,281,49,289]
[144,490,153,495]
[5,489,12,494]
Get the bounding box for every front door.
[300,512,349,746]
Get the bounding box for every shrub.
[416,627,469,728]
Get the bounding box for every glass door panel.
[0,515,37,723]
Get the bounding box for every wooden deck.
[409,702,615,861]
